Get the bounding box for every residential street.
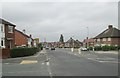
[2,48,118,76]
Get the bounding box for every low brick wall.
[0,48,10,59]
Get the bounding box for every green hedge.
[10,47,39,58]
[94,46,102,51]
[94,46,120,51]
[38,43,43,50]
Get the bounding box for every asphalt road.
[2,48,118,77]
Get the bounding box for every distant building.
[0,18,16,49]
[65,37,83,48]
[83,38,94,48]
[34,38,40,47]
[94,25,120,46]
[15,29,34,47]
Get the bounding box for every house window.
[103,38,106,41]
[1,40,3,46]
[1,38,5,48]
[8,26,13,33]
[108,38,111,41]
[1,24,4,32]
[97,39,100,42]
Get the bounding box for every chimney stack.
[108,24,113,29]
[30,34,32,38]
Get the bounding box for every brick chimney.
[30,34,32,38]
[108,25,113,29]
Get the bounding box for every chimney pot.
[108,25,113,29]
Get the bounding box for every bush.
[88,47,93,51]
[10,47,39,58]
[94,45,119,51]
[38,43,43,50]
[94,46,102,51]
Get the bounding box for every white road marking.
[42,62,44,65]
[46,62,50,66]
[4,63,9,64]
[98,61,119,63]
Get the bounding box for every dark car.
[51,47,55,50]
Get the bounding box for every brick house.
[15,29,34,47]
[65,37,83,48]
[0,18,16,49]
[34,38,40,47]
[83,38,94,48]
[94,25,120,46]
[0,18,16,58]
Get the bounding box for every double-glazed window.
[0,38,5,48]
[1,24,4,32]
[108,38,111,41]
[8,25,13,33]
[103,38,106,41]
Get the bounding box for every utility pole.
[86,27,89,49]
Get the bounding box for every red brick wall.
[94,38,120,46]
[111,38,120,46]
[15,30,28,46]
[5,24,15,48]
[0,48,10,59]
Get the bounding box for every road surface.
[2,48,118,77]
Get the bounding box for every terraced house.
[0,18,16,49]
[94,25,120,46]
[0,18,16,58]
[15,29,34,47]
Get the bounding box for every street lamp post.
[86,27,89,49]
[71,36,74,52]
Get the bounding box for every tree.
[59,34,64,43]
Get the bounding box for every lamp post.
[86,27,89,49]
[71,36,74,52]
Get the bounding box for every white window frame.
[1,24,4,32]
[97,39,100,42]
[103,38,106,41]
[1,38,5,48]
[108,38,111,41]
[8,25,13,33]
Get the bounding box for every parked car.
[80,47,88,51]
[45,47,49,50]
[51,47,55,50]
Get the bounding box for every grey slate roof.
[0,18,16,26]
[94,27,120,38]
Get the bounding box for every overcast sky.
[2,1,118,42]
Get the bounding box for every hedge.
[10,47,39,58]
[94,46,120,51]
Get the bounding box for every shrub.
[38,43,43,50]
[10,47,39,58]
[94,46,102,51]
[88,47,93,51]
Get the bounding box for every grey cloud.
[2,2,118,42]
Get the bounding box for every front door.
[8,40,12,49]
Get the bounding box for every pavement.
[1,48,119,77]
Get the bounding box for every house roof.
[66,38,82,44]
[15,29,31,38]
[66,37,75,43]
[83,38,94,43]
[0,18,16,26]
[94,26,120,38]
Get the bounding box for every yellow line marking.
[20,60,38,64]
